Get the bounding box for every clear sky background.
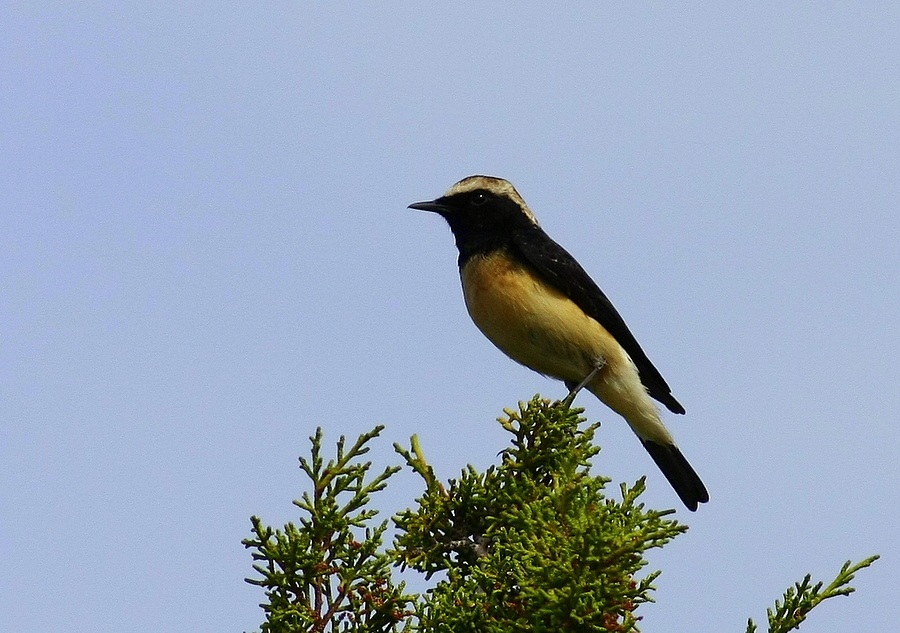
[2,3,898,632]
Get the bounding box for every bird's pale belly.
[460,251,626,383]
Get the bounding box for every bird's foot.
[559,362,605,409]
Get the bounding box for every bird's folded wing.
[511,229,685,415]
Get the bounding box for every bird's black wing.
[511,228,685,414]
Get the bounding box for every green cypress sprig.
[393,396,686,632]
[745,555,880,633]
[243,426,414,633]
[244,399,879,632]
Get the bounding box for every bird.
[409,175,709,511]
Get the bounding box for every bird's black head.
[409,175,539,257]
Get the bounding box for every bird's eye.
[471,192,488,206]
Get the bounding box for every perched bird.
[409,175,709,510]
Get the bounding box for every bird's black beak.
[408,199,450,214]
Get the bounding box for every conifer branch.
[244,399,879,632]
[745,556,879,633]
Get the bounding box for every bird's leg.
[560,360,606,409]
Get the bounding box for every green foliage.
[745,556,880,633]
[393,396,685,632]
[244,397,878,632]
[243,426,414,633]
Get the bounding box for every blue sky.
[2,3,898,631]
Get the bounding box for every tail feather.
[641,440,709,511]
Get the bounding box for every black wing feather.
[511,228,685,414]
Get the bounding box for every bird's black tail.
[641,440,709,511]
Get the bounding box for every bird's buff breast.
[460,250,624,382]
